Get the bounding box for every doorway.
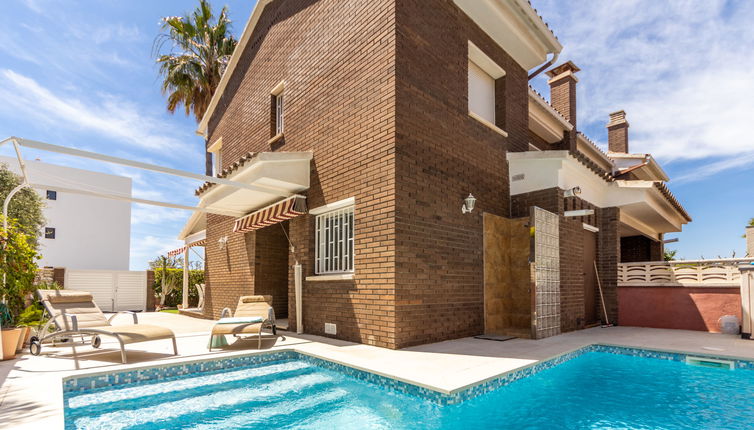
[254,221,290,319]
[583,229,598,325]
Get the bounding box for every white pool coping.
[2,312,754,429]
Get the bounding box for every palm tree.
[154,0,237,175]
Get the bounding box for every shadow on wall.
[617,287,742,332]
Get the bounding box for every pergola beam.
[2,137,289,197]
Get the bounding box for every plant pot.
[1,328,22,360]
[16,326,30,352]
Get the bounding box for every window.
[314,205,354,275]
[274,93,284,135]
[207,138,223,177]
[44,227,56,239]
[213,151,222,177]
[467,41,506,132]
[468,60,496,123]
[46,190,57,200]
[270,81,285,138]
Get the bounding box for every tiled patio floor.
[1,312,753,429]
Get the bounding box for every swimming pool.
[64,345,754,429]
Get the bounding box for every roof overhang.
[528,88,572,143]
[507,151,689,237]
[178,211,206,241]
[197,151,312,216]
[453,0,562,70]
[576,134,614,173]
[610,153,669,182]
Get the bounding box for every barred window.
[314,206,354,274]
[275,93,284,135]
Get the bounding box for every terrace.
[2,313,754,429]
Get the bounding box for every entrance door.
[583,230,597,324]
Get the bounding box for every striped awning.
[233,195,307,233]
[167,238,207,257]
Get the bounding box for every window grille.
[314,206,354,274]
[275,93,284,135]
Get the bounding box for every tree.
[154,0,238,175]
[0,216,40,324]
[743,218,754,238]
[663,249,677,261]
[0,163,45,248]
[153,255,180,307]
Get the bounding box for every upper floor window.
[46,190,57,200]
[467,41,506,132]
[468,60,496,123]
[270,81,285,138]
[207,137,223,177]
[312,198,354,275]
[44,227,56,239]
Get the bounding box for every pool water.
[65,351,754,429]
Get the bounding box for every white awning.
[195,151,312,216]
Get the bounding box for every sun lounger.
[209,295,276,350]
[31,289,177,364]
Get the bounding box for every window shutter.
[468,60,495,124]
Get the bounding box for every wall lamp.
[462,193,476,214]
[563,186,581,198]
[218,236,228,250]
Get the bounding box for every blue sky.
[1,0,752,270]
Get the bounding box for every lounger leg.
[258,333,262,349]
[172,337,178,356]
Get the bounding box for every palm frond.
[154,0,238,122]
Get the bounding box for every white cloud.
[0,69,195,155]
[531,0,754,181]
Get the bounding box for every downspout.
[528,52,559,81]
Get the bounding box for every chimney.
[607,110,629,153]
[747,226,754,257]
[546,61,580,127]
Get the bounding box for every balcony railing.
[618,258,754,287]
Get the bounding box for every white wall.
[1,156,131,270]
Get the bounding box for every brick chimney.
[747,226,754,257]
[607,110,630,153]
[546,61,580,127]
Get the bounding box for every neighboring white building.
[1,156,131,270]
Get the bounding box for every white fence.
[618,258,754,287]
[64,270,147,312]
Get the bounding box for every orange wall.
[618,287,741,332]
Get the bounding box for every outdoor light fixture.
[462,193,476,214]
[563,186,581,198]
[218,236,228,249]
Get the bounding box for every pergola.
[0,136,309,359]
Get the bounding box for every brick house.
[176,0,690,349]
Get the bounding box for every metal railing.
[618,258,754,287]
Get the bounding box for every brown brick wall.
[621,235,663,262]
[597,207,620,324]
[391,0,529,348]
[548,75,577,127]
[205,0,398,348]
[204,214,256,317]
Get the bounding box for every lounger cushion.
[217,317,264,324]
[88,324,175,344]
[44,291,94,304]
[212,322,263,336]
[235,295,273,318]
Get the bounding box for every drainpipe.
[528,52,559,81]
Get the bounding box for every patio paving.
[1,312,753,429]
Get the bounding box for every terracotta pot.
[23,326,32,345]
[1,328,22,360]
[16,326,29,353]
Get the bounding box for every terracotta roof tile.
[194,152,257,196]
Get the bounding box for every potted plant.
[0,217,40,360]
[16,303,46,351]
